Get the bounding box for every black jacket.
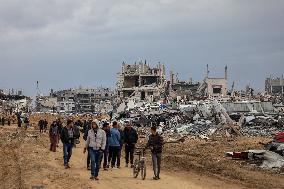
[147,134,164,154]
[83,124,92,141]
[118,129,124,147]
[123,127,138,145]
[61,127,75,144]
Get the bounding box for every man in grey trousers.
[146,126,164,180]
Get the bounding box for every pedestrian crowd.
[45,118,163,181]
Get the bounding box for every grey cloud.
[0,0,283,95]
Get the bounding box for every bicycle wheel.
[133,159,139,178]
[141,161,146,180]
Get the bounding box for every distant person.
[2,116,5,126]
[60,120,75,169]
[84,120,106,180]
[49,121,60,152]
[108,121,121,169]
[24,117,30,130]
[43,119,48,132]
[147,126,164,180]
[7,116,11,126]
[83,119,93,170]
[117,122,124,169]
[38,119,45,133]
[17,114,22,128]
[123,121,138,168]
[56,119,63,146]
[73,122,81,147]
[101,122,111,170]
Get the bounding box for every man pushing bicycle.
[146,126,164,180]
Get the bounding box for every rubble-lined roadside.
[162,137,284,189]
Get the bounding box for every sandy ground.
[0,125,248,189]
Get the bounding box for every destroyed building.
[265,76,284,94]
[117,61,166,101]
[197,65,228,97]
[0,89,32,113]
[168,71,200,100]
[43,87,115,113]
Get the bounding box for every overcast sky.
[0,0,284,96]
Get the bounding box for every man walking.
[108,121,121,169]
[117,122,124,169]
[49,121,60,152]
[123,121,138,168]
[83,119,92,170]
[60,120,75,169]
[38,119,44,133]
[101,122,111,170]
[43,119,48,132]
[56,118,63,145]
[147,126,164,180]
[84,120,106,180]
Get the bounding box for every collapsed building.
[265,76,284,94]
[117,61,166,101]
[197,65,228,98]
[168,71,200,100]
[36,87,115,113]
[0,89,32,113]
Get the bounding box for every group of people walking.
[48,118,163,181]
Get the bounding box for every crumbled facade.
[265,76,284,94]
[0,89,32,113]
[117,61,166,101]
[37,87,115,113]
[198,66,228,97]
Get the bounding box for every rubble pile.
[242,116,283,137]
[116,99,284,141]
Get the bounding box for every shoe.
[117,166,121,169]
[67,164,71,168]
[95,177,99,181]
[153,177,159,180]
[103,168,108,171]
[90,176,95,180]
[107,164,110,168]
[64,165,69,169]
[130,164,134,168]
[125,164,128,168]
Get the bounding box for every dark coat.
[147,134,164,154]
[60,127,75,144]
[123,127,138,146]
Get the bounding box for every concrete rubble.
[226,150,284,170]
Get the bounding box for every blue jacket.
[108,128,121,147]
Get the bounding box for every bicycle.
[133,147,146,180]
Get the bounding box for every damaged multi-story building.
[0,89,32,113]
[117,61,166,101]
[265,76,284,94]
[36,87,115,113]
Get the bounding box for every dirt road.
[39,139,246,189]
[0,127,247,189]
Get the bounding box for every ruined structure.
[168,71,200,100]
[0,89,32,113]
[117,61,166,101]
[198,65,228,97]
[36,87,115,113]
[265,76,284,94]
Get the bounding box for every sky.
[0,0,284,96]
